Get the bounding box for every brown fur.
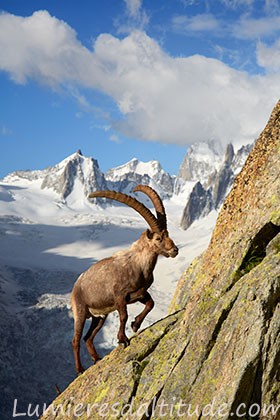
[71,229,178,374]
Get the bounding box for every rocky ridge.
[175,139,224,186]
[3,142,251,228]
[42,102,280,419]
[105,158,175,198]
[180,142,253,229]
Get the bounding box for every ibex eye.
[156,237,161,241]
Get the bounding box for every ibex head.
[89,184,178,258]
[145,229,178,258]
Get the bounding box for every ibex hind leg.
[72,307,87,375]
[83,316,107,363]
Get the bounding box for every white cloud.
[233,15,280,39]
[220,0,254,9]
[172,11,280,41]
[257,39,280,71]
[180,0,253,7]
[124,0,142,19]
[0,10,97,85]
[264,0,280,15]
[109,134,121,143]
[172,13,220,33]
[116,0,149,33]
[0,11,279,147]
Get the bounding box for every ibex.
[71,185,178,374]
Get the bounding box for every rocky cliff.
[180,181,213,230]
[180,143,253,229]
[41,150,107,200]
[175,139,224,186]
[42,102,280,420]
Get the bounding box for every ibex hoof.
[131,321,139,333]
[118,339,130,348]
[131,321,140,332]
[77,369,84,377]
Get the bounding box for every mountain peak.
[224,143,234,165]
[105,158,164,179]
[41,151,106,202]
[176,140,224,187]
[105,158,173,198]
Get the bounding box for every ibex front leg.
[131,291,154,333]
[115,295,130,347]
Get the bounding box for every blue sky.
[0,0,279,178]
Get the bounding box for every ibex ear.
[146,229,154,239]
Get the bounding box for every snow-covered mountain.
[3,152,174,205]
[41,150,107,200]
[2,142,252,226]
[2,141,252,227]
[4,150,107,207]
[180,143,253,229]
[106,157,174,198]
[174,139,225,194]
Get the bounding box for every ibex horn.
[89,190,161,233]
[133,185,167,230]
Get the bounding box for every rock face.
[41,150,107,200]
[211,143,234,206]
[181,181,213,230]
[180,142,253,229]
[176,139,224,186]
[42,102,280,420]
